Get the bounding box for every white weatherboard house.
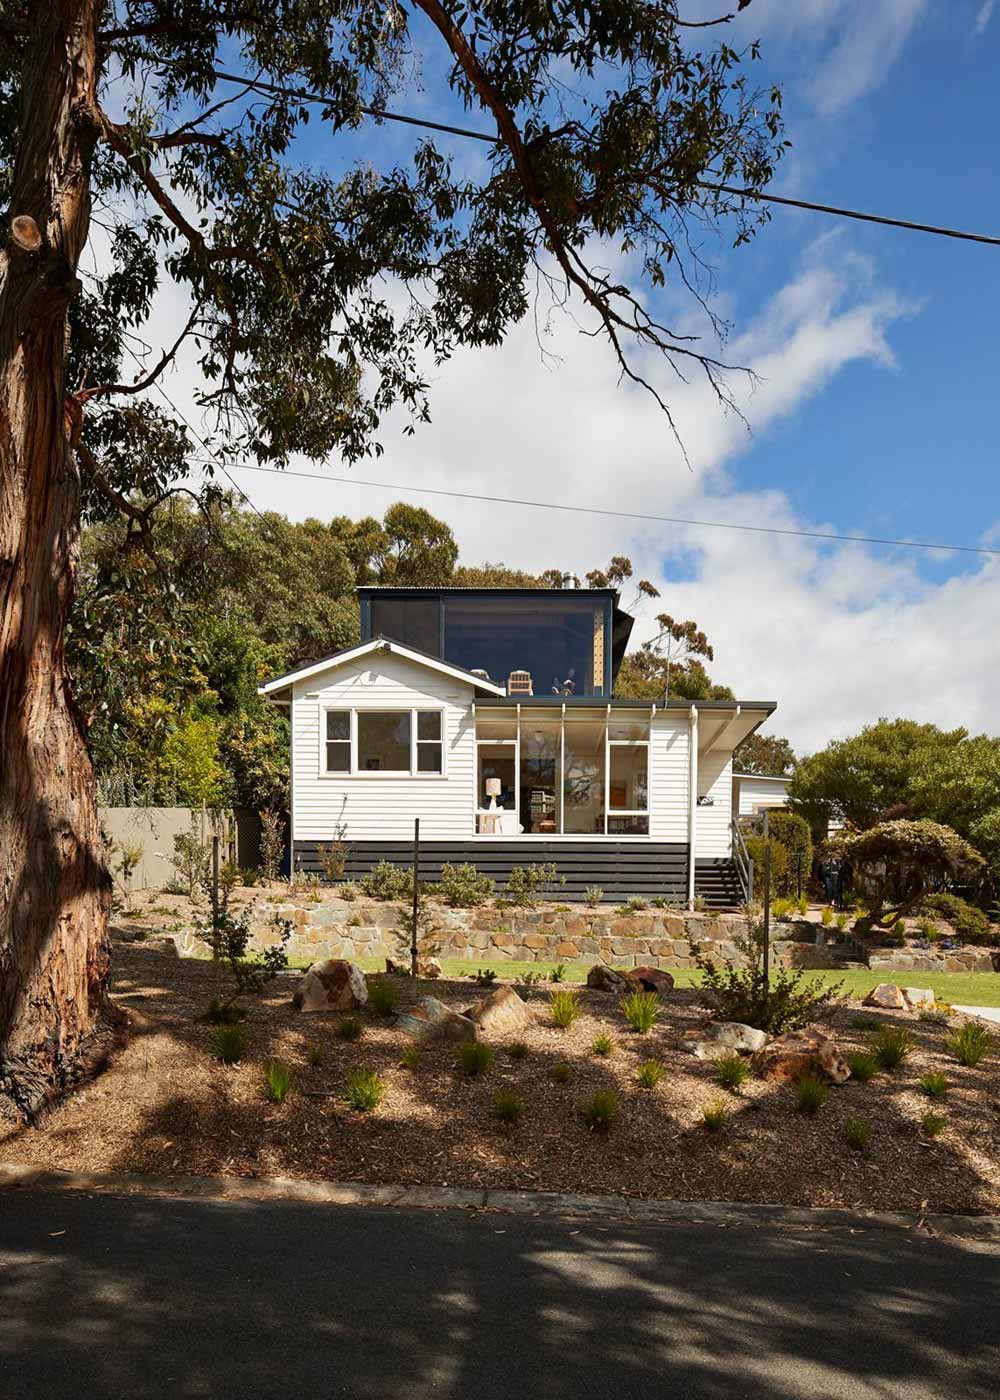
[261,587,776,907]
[731,771,793,817]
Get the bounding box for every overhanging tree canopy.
[832,820,985,924]
[0,1,784,1118]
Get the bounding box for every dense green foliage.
[733,732,797,776]
[834,820,984,923]
[695,920,842,1034]
[918,893,993,944]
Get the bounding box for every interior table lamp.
[485,777,503,811]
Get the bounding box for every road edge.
[2,1162,998,1240]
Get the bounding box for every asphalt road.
[1,1189,997,1399]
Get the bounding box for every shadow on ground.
[0,1189,998,1400]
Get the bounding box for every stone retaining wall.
[868,947,999,974]
[167,895,855,970]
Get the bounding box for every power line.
[198,65,1000,249]
[209,460,1000,560]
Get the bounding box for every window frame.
[319,705,447,778]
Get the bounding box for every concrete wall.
[100,808,238,891]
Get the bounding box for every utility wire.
[198,65,1000,249]
[205,460,1000,560]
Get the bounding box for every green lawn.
[296,955,1000,1007]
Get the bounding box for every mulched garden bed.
[2,936,998,1215]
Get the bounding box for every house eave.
[258,637,507,700]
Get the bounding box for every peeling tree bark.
[0,0,116,1121]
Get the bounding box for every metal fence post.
[211,834,220,920]
[762,810,771,991]
[410,818,420,977]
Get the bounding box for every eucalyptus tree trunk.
[0,0,115,1121]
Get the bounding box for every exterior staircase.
[694,859,745,910]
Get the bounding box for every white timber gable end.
[292,650,477,842]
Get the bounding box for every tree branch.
[74,301,202,404]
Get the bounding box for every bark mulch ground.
[2,935,999,1215]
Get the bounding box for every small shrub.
[919,1071,949,1100]
[583,886,604,906]
[919,1008,949,1025]
[504,863,565,907]
[515,970,543,989]
[947,1022,994,1067]
[846,1051,878,1082]
[549,988,580,1029]
[493,1091,525,1123]
[917,920,941,943]
[551,963,567,984]
[921,1110,947,1138]
[619,990,660,1034]
[438,862,494,908]
[337,1014,363,1041]
[795,1073,828,1114]
[615,897,648,915]
[211,1025,247,1064]
[702,1099,727,1131]
[400,1045,423,1070]
[850,1014,877,1031]
[474,968,498,987]
[696,921,842,1034]
[591,1033,614,1057]
[344,1068,385,1111]
[304,1043,325,1068]
[636,1059,665,1089]
[771,897,792,921]
[264,1058,293,1103]
[368,976,400,1017]
[870,1025,912,1072]
[820,906,833,927]
[508,1041,529,1060]
[550,1060,573,1084]
[207,997,244,1025]
[319,834,348,883]
[713,1053,751,1094]
[833,911,849,931]
[258,808,285,883]
[581,1090,618,1133]
[919,892,992,944]
[458,1041,494,1076]
[359,860,413,901]
[844,1115,872,1151]
[339,881,358,903]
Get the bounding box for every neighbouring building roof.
[258,636,508,702]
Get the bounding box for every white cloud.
[974,0,996,34]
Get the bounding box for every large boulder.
[397,996,477,1043]
[293,959,368,1013]
[464,987,533,1037]
[628,966,675,996]
[586,964,631,993]
[689,1021,768,1059]
[417,957,443,980]
[756,1025,850,1084]
[902,986,935,1010]
[864,983,907,1010]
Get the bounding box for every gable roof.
[258,637,507,701]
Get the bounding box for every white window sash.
[320,705,446,777]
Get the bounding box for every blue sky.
[145,0,1000,749]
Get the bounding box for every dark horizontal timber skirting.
[292,841,742,906]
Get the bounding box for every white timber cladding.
[290,646,735,854]
[696,747,735,858]
[292,651,477,841]
[648,710,692,843]
[735,774,791,816]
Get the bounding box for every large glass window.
[609,744,648,811]
[563,718,605,835]
[474,708,652,835]
[445,596,605,695]
[357,712,411,772]
[369,597,440,655]
[519,718,561,834]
